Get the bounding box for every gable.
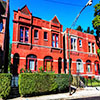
[52,16,60,24]
[20,5,31,15]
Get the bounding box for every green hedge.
[55,74,72,92]
[0,73,12,99]
[19,73,72,96]
[19,73,57,96]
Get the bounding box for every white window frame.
[76,59,84,73]
[71,36,77,51]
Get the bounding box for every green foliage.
[8,44,12,72]
[18,73,57,96]
[97,49,100,56]
[0,73,12,99]
[86,27,90,33]
[92,2,100,31]
[76,25,83,32]
[39,66,44,73]
[90,30,94,34]
[55,74,72,92]
[18,73,71,96]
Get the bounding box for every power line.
[45,0,84,7]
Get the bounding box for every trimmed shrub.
[18,73,72,96]
[55,74,73,92]
[18,73,57,96]
[0,73,12,99]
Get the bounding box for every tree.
[86,27,90,33]
[92,2,100,49]
[8,44,12,72]
[76,25,83,32]
[92,2,100,35]
[90,30,94,34]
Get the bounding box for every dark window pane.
[20,27,24,42]
[0,23,3,32]
[34,30,38,37]
[25,28,29,42]
[44,32,47,39]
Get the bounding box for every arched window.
[26,54,37,71]
[76,59,83,73]
[86,60,91,72]
[44,56,53,71]
[94,61,99,74]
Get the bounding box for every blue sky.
[9,0,99,43]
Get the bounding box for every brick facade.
[11,5,64,74]
[65,28,100,77]
[11,5,100,77]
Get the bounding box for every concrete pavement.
[1,87,100,100]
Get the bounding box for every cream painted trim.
[73,74,95,77]
[68,49,97,55]
[42,27,51,31]
[37,59,43,61]
[54,60,58,62]
[66,32,96,42]
[12,41,63,50]
[67,59,100,65]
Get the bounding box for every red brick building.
[0,0,9,72]
[11,5,100,77]
[65,28,100,77]
[11,5,64,74]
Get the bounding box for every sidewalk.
[5,87,100,100]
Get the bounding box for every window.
[0,18,3,32]
[25,28,29,42]
[52,34,58,47]
[34,30,38,38]
[0,22,3,32]
[86,60,92,72]
[79,40,82,47]
[26,54,37,71]
[88,42,92,53]
[71,37,77,51]
[44,56,53,71]
[20,27,29,42]
[76,59,83,73]
[44,32,47,40]
[92,43,95,53]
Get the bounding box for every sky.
[9,0,99,43]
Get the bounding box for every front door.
[46,61,52,71]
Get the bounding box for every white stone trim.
[37,59,43,61]
[20,57,26,59]
[68,49,97,55]
[54,60,58,62]
[42,27,51,31]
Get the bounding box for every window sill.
[44,39,48,41]
[34,37,38,40]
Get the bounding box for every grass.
[86,79,100,87]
